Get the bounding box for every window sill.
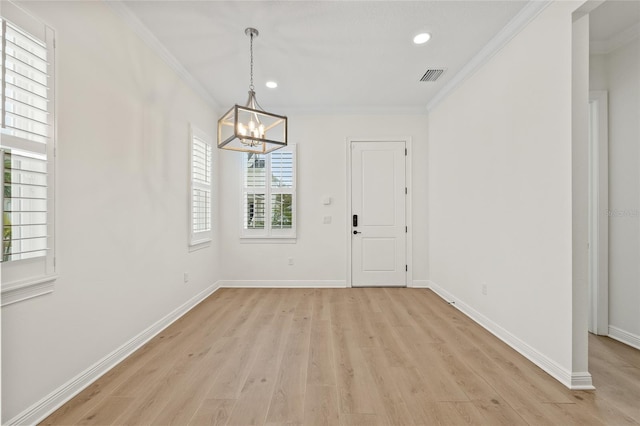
[1,274,57,307]
[189,239,212,252]
[240,237,297,244]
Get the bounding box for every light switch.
[323,216,332,224]
[323,197,332,205]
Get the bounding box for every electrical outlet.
[184,272,189,283]
[482,283,487,295]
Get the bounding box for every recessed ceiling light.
[413,33,431,45]
[266,81,278,89]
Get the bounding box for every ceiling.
[120,1,531,114]
[590,0,640,42]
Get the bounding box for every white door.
[351,141,406,287]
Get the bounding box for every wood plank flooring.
[42,288,640,425]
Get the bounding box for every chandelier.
[217,28,288,154]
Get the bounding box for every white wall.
[428,1,586,386]
[572,12,590,378]
[219,114,428,286]
[1,1,220,422]
[590,37,640,344]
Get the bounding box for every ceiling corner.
[426,0,552,112]
[104,0,222,111]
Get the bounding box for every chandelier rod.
[249,29,254,91]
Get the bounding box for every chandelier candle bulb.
[218,27,288,153]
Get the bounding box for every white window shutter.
[1,5,57,305]
[189,125,212,246]
[241,145,296,239]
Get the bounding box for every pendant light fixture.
[217,28,288,153]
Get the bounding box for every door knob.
[353,230,361,235]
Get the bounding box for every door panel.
[351,141,406,287]
[362,238,397,271]
[362,150,396,226]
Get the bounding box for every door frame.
[588,90,609,335]
[346,137,413,288]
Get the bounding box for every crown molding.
[105,0,550,117]
[427,1,552,112]
[104,1,221,111]
[280,104,429,116]
[591,22,640,55]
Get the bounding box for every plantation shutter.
[270,150,294,230]
[1,12,52,263]
[190,126,212,245]
[243,153,266,231]
[2,20,50,144]
[1,2,56,305]
[241,145,296,238]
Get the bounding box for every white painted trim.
[6,282,221,426]
[104,1,220,111]
[346,141,353,288]
[282,105,429,116]
[346,138,413,288]
[1,274,57,307]
[608,326,640,351]
[571,372,596,390]
[412,280,430,288]
[427,1,551,112]
[588,91,609,336]
[428,280,594,390]
[238,238,297,244]
[406,140,414,288]
[219,280,346,288]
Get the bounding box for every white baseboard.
[428,280,593,390]
[411,280,430,288]
[219,280,347,288]
[571,372,596,390]
[608,325,640,350]
[7,282,221,426]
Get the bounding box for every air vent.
[420,69,445,82]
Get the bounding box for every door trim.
[346,137,413,288]
[588,90,609,335]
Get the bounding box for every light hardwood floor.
[42,288,640,425]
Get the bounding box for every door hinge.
[405,226,408,233]
[405,148,408,156]
[405,265,408,272]
[405,187,408,195]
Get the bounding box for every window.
[189,125,212,247]
[241,145,296,239]
[1,3,56,306]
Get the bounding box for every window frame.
[189,124,213,248]
[1,3,56,306]
[240,144,296,241]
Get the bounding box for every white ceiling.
[121,1,530,114]
[590,0,640,42]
